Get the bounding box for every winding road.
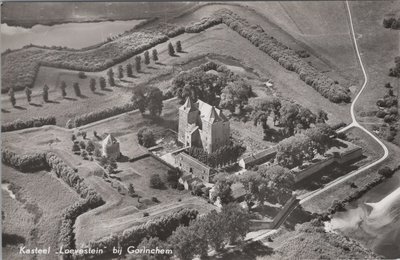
[250,1,390,241]
[299,0,389,204]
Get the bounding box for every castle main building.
[178,98,230,153]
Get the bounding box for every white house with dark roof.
[178,97,230,154]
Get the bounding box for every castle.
[178,98,230,153]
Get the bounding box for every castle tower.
[178,98,199,146]
[102,134,120,160]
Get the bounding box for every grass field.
[350,1,400,137]
[2,166,79,260]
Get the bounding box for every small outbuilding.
[102,134,121,160]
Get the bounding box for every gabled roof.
[180,97,197,112]
[196,99,228,123]
[102,134,118,146]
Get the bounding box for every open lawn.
[2,166,79,260]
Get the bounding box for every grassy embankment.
[2,166,79,260]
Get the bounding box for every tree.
[128,183,136,197]
[176,40,182,52]
[72,142,80,152]
[220,203,251,244]
[94,148,102,158]
[211,172,234,204]
[150,174,164,189]
[60,81,67,98]
[89,78,96,92]
[144,50,150,65]
[137,127,156,148]
[152,49,158,62]
[78,71,86,79]
[168,223,207,260]
[118,65,124,79]
[147,87,164,117]
[168,42,175,56]
[385,82,392,88]
[220,80,253,113]
[99,77,107,90]
[135,56,141,72]
[199,210,226,251]
[276,134,315,169]
[86,140,95,153]
[107,68,115,86]
[126,64,133,77]
[131,88,147,114]
[79,140,86,149]
[71,134,76,141]
[25,87,32,103]
[73,82,81,96]
[42,84,49,102]
[8,88,17,107]
[317,109,328,123]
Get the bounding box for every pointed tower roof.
[103,134,118,146]
[208,106,222,123]
[180,97,196,112]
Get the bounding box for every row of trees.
[275,124,336,168]
[214,9,351,103]
[251,97,324,140]
[187,143,246,168]
[211,165,295,207]
[87,208,198,255]
[167,203,251,260]
[1,116,56,132]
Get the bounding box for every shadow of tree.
[14,106,27,110]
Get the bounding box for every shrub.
[78,71,86,79]
[144,50,150,65]
[137,127,156,148]
[376,110,387,118]
[73,82,81,96]
[152,49,158,61]
[378,166,393,177]
[176,40,182,52]
[150,174,164,189]
[1,116,56,132]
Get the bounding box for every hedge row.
[1,148,105,251]
[2,116,56,132]
[59,194,104,250]
[185,16,222,33]
[69,103,137,128]
[214,9,351,103]
[88,208,198,254]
